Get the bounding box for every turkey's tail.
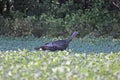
[34,46,47,50]
[34,47,41,50]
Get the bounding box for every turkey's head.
[71,31,79,38]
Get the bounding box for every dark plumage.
[34,31,79,51]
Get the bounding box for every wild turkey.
[34,31,79,51]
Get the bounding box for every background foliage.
[0,0,120,38]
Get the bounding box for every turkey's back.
[52,40,69,50]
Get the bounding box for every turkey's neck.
[66,36,73,43]
[66,33,77,43]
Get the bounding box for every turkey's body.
[34,31,78,51]
[35,40,69,51]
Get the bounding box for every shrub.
[0,16,6,35]
[0,0,120,38]
[0,17,33,37]
[0,16,11,36]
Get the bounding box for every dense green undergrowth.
[0,50,120,80]
[0,0,120,38]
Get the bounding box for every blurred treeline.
[0,0,120,38]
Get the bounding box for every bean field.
[0,36,120,80]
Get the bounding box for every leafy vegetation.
[0,0,120,38]
[0,35,120,80]
[0,50,120,80]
